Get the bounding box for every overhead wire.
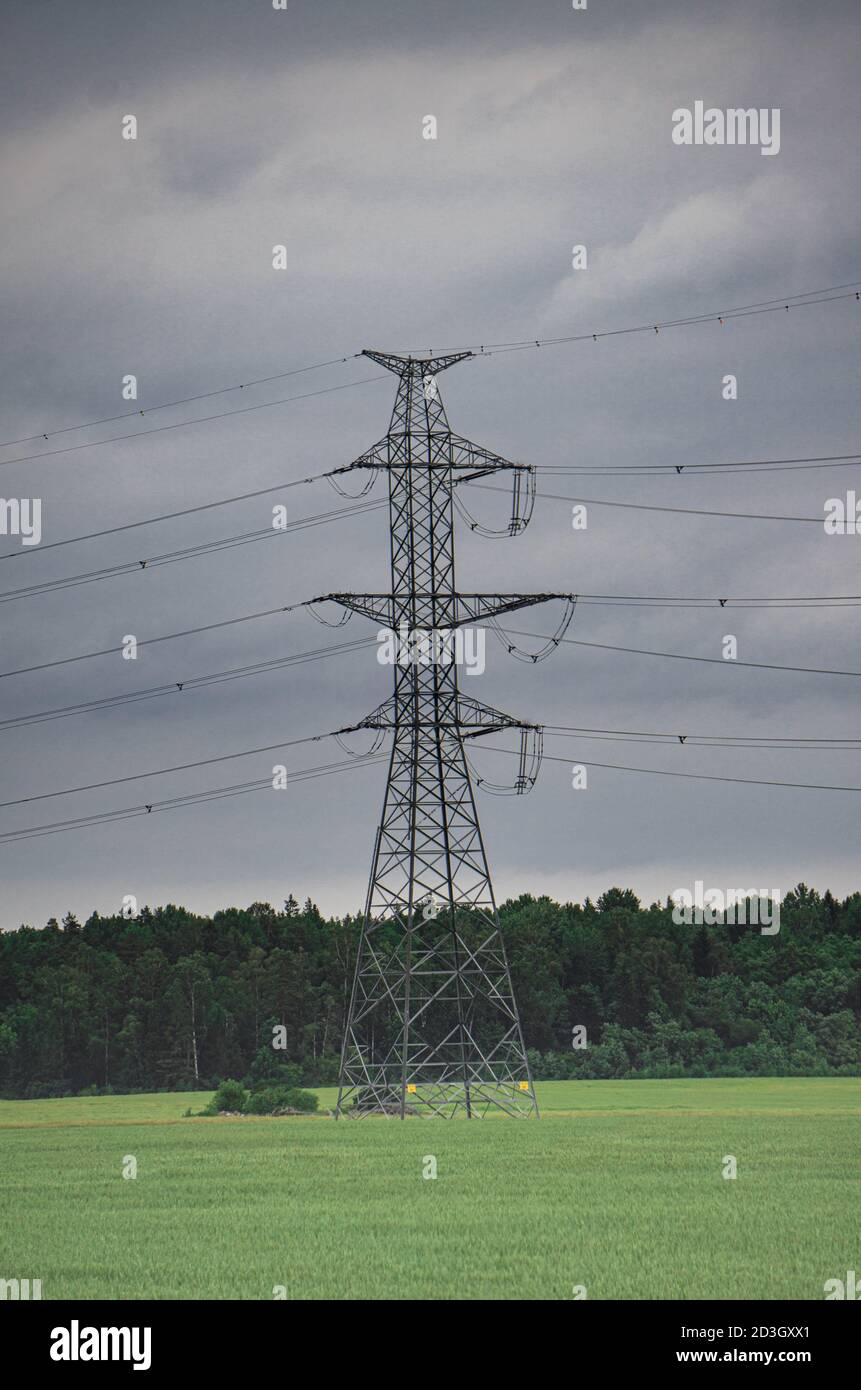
[4,279,857,469]
[542,722,861,748]
[406,282,861,356]
[503,628,861,678]
[0,497,385,604]
[0,600,313,679]
[0,355,363,450]
[535,452,861,477]
[4,277,860,846]
[0,467,355,562]
[478,744,861,793]
[0,373,388,472]
[0,636,377,732]
[5,583,861,682]
[468,481,829,524]
[0,730,347,808]
[0,753,387,846]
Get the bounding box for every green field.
[1,1079,858,1300]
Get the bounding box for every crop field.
[1,1078,858,1300]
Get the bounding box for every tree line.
[0,884,859,1098]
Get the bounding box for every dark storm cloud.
[1,0,859,927]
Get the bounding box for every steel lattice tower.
[325,350,570,1118]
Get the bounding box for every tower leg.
[335,727,538,1118]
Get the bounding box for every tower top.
[361,348,473,377]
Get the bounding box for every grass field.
[1,1078,858,1300]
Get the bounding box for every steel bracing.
[330,350,570,1118]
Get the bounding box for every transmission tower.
[322,350,572,1118]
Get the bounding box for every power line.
[2,450,852,567]
[570,599,861,610]
[7,722,857,844]
[0,373,388,472]
[481,745,861,793]
[542,727,861,752]
[13,716,859,814]
[470,482,828,524]
[0,753,386,846]
[410,282,861,355]
[5,582,859,683]
[11,710,860,813]
[0,600,311,679]
[536,452,861,478]
[0,467,348,562]
[0,729,356,808]
[566,593,861,610]
[4,280,856,469]
[505,628,861,678]
[0,636,376,732]
[0,355,362,450]
[544,722,861,746]
[0,498,385,604]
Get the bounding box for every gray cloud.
[1,0,859,927]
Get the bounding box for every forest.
[1,884,859,1098]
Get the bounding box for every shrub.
[245,1085,318,1115]
[203,1078,248,1115]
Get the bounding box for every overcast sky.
[1,0,860,929]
